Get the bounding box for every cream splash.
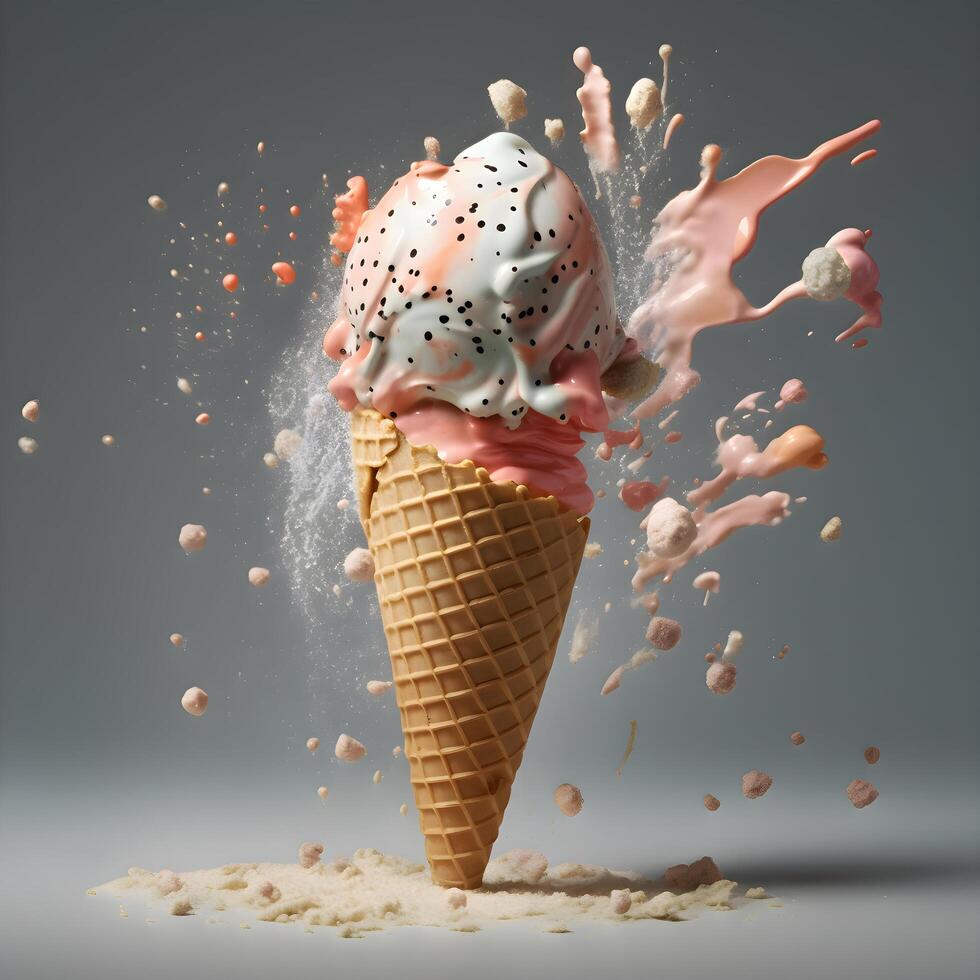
[573,46,621,174]
[630,121,883,418]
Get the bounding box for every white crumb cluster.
[645,498,697,558]
[18,437,39,455]
[366,680,392,696]
[487,79,528,127]
[273,428,302,461]
[93,848,743,936]
[625,78,663,129]
[176,377,192,395]
[583,541,603,559]
[802,246,851,301]
[423,136,441,161]
[544,118,565,146]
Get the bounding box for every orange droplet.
[289,205,301,217]
[224,232,237,246]
[194,305,203,313]
[665,431,683,444]
[330,253,342,267]
[258,204,267,214]
[272,261,296,285]
[222,273,239,293]
[289,231,297,240]
[195,412,211,425]
[194,331,205,342]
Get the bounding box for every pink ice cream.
[323,132,628,512]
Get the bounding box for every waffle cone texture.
[350,408,589,889]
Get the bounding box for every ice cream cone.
[350,407,589,888]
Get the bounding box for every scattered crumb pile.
[91,848,765,937]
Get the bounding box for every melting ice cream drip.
[629,121,883,419]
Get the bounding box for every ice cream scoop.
[324,131,630,512]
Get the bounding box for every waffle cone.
[350,407,589,889]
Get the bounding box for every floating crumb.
[317,786,328,800]
[217,182,229,196]
[298,843,324,869]
[646,616,681,651]
[423,136,441,161]
[745,886,768,899]
[847,779,879,808]
[706,662,736,694]
[169,897,192,916]
[169,633,184,648]
[568,611,599,663]
[195,412,210,426]
[21,399,39,422]
[487,79,528,127]
[776,644,790,660]
[722,630,744,661]
[392,746,402,758]
[248,566,271,587]
[616,720,638,777]
[864,746,881,764]
[336,498,350,510]
[335,734,366,763]
[742,770,773,800]
[601,665,625,696]
[181,687,208,717]
[256,141,265,155]
[820,516,843,542]
[544,118,565,146]
[178,523,207,552]
[625,77,663,129]
[274,428,302,460]
[101,434,116,446]
[399,803,408,816]
[147,195,167,211]
[703,794,721,812]
[343,548,375,582]
[629,195,642,208]
[306,737,320,754]
[583,542,602,559]
[176,378,192,395]
[366,680,392,696]
[790,731,806,745]
[372,770,383,785]
[263,452,279,469]
[553,783,584,817]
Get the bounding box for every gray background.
[1,1,977,978]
